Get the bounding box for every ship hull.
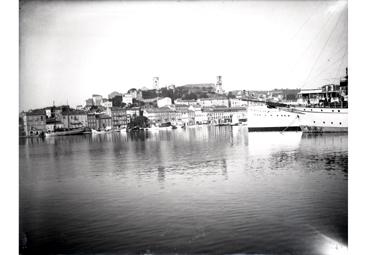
[247,106,301,132]
[291,107,348,133]
[248,126,301,132]
[45,128,85,137]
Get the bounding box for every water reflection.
[19,127,347,254]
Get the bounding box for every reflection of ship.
[45,127,85,137]
[284,69,348,133]
[247,131,303,155]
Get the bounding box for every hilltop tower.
[215,76,224,94]
[153,77,159,90]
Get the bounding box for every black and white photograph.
[15,0,352,254]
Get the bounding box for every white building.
[127,89,138,99]
[157,97,172,108]
[229,98,249,108]
[102,101,113,108]
[123,94,133,105]
[197,98,229,107]
[92,94,103,106]
[174,99,198,106]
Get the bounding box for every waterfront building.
[126,107,141,118]
[143,107,182,125]
[76,105,84,110]
[61,110,88,129]
[203,106,247,125]
[87,113,112,130]
[87,113,98,130]
[92,94,103,106]
[45,119,64,132]
[192,107,208,124]
[197,97,229,108]
[23,110,46,136]
[157,97,172,108]
[96,114,112,130]
[106,107,129,129]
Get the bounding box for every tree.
[227,92,236,99]
[128,116,149,128]
[183,92,198,100]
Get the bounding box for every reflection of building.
[23,110,46,136]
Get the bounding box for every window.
[332,110,334,112]
[321,109,323,112]
[323,121,325,124]
[331,122,333,124]
[338,110,340,112]
[313,121,316,123]
[339,122,342,125]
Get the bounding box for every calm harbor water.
[19,127,348,255]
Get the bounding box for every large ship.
[285,70,348,133]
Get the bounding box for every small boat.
[45,127,85,137]
[91,127,113,135]
[147,126,160,131]
[158,122,172,130]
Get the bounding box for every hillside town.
[19,76,302,137]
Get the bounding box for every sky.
[19,0,348,111]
